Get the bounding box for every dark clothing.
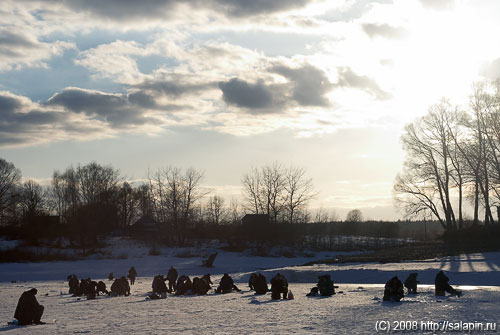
[68,275,79,295]
[216,274,240,293]
[306,287,319,297]
[383,276,404,302]
[86,280,97,300]
[176,275,193,296]
[14,289,44,325]
[435,271,460,296]
[318,275,335,296]
[121,277,131,295]
[152,275,168,295]
[192,277,211,295]
[167,267,178,293]
[249,273,268,294]
[202,274,213,286]
[404,273,419,294]
[128,267,137,285]
[96,281,108,295]
[111,278,129,296]
[78,279,89,297]
[270,274,288,300]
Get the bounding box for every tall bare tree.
[19,180,48,219]
[51,167,79,223]
[394,102,458,230]
[206,195,226,225]
[242,163,315,224]
[76,162,120,205]
[117,181,139,228]
[283,166,316,224]
[148,166,205,244]
[0,158,21,225]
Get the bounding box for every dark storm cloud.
[362,23,407,39]
[61,0,313,20]
[46,87,156,127]
[219,78,274,109]
[270,64,333,107]
[337,67,391,100]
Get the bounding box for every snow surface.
[0,241,499,334]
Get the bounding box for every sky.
[2,0,500,220]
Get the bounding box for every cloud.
[46,87,160,127]
[60,0,314,21]
[362,23,407,39]
[0,87,193,147]
[219,62,334,113]
[337,67,391,100]
[219,78,274,110]
[0,28,74,71]
[0,91,102,147]
[271,63,333,107]
[136,77,218,98]
[208,0,312,18]
[75,40,148,84]
[419,0,455,11]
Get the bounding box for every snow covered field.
[1,282,498,334]
[0,243,499,334]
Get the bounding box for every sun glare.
[394,2,495,114]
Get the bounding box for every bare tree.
[394,172,444,225]
[0,158,21,224]
[260,163,286,223]
[229,197,241,224]
[117,181,139,228]
[283,166,316,224]
[77,162,120,205]
[242,163,315,224]
[394,102,459,230]
[51,167,79,223]
[206,195,226,225]
[19,180,48,219]
[346,209,363,222]
[135,183,153,218]
[148,166,206,244]
[242,163,286,222]
[242,167,262,214]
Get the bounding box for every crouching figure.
[383,276,404,302]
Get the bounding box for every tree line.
[0,159,316,247]
[394,80,500,231]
